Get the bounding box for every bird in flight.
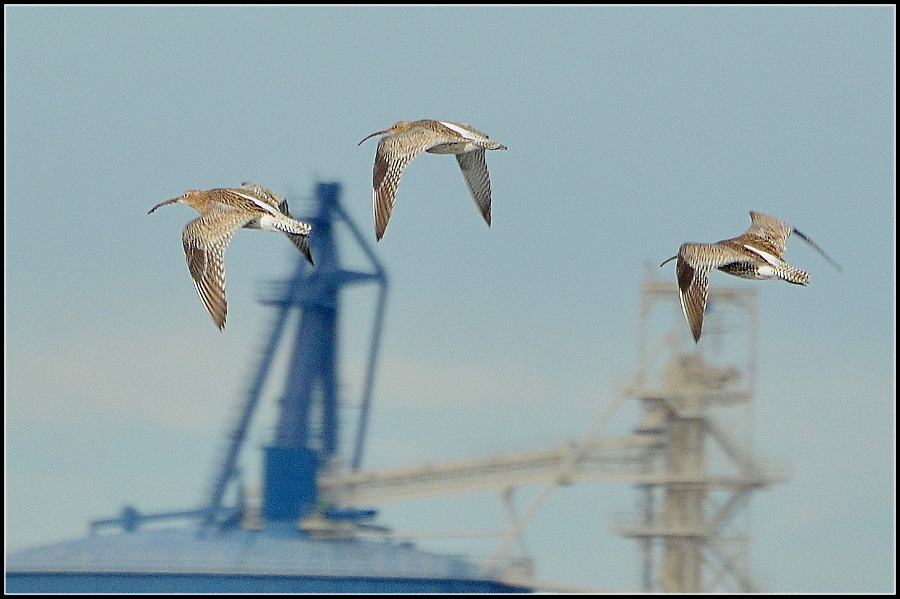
[358,119,506,240]
[661,211,841,343]
[149,182,313,330]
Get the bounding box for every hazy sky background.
[5,6,894,593]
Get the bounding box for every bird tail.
[776,263,810,285]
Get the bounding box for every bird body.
[149,182,313,330]
[661,211,841,343]
[358,119,506,240]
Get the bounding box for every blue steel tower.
[6,181,532,593]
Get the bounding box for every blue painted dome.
[6,527,531,593]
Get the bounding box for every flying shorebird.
[358,119,506,241]
[660,211,841,343]
[148,182,313,330]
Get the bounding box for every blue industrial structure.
[6,182,531,593]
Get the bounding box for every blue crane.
[93,181,388,534]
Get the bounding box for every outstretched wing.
[181,210,251,330]
[791,227,843,273]
[674,243,750,343]
[743,211,792,258]
[283,230,313,265]
[371,130,437,240]
[675,248,711,343]
[455,149,492,226]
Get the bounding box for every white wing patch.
[743,244,780,266]
[439,121,476,140]
[232,190,281,216]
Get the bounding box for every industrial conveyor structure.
[320,265,788,592]
[27,182,787,593]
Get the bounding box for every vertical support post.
[660,385,704,593]
[618,267,778,592]
[257,182,387,524]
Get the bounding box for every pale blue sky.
[5,6,895,592]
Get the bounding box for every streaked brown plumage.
[358,119,506,241]
[148,182,313,330]
[661,211,841,343]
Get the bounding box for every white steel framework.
[316,266,787,591]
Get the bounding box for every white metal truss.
[316,266,787,591]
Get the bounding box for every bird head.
[148,190,203,214]
[357,121,412,146]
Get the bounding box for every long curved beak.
[358,129,389,146]
[660,255,678,268]
[148,197,180,215]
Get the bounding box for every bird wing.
[283,231,313,265]
[744,211,793,258]
[237,182,313,264]
[675,243,750,342]
[238,182,312,263]
[239,182,290,215]
[371,128,442,240]
[675,250,710,343]
[455,149,492,226]
[207,187,283,219]
[271,217,313,264]
[790,227,843,273]
[181,210,252,330]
